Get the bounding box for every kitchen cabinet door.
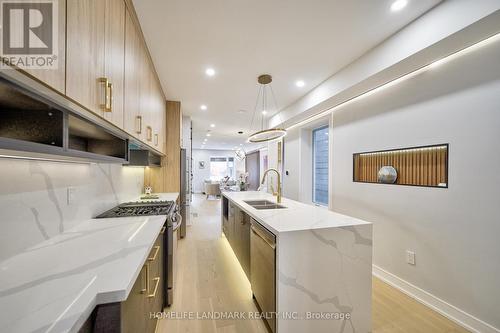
[158,94,167,153]
[123,9,143,140]
[121,265,147,333]
[103,0,125,128]
[66,0,106,116]
[151,80,166,153]
[140,60,154,146]
[145,235,162,332]
[22,0,66,93]
[239,211,251,279]
[227,203,236,246]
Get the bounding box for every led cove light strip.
[358,145,447,157]
[0,154,93,164]
[286,32,500,131]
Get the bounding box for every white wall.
[273,37,500,331]
[0,160,144,262]
[192,149,245,193]
[270,0,500,129]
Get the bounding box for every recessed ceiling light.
[205,68,216,76]
[391,0,408,12]
[239,144,243,146]
[261,110,267,115]
[210,124,215,128]
[295,80,305,87]
[200,105,207,110]
[206,133,211,137]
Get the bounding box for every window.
[210,157,235,181]
[313,126,329,205]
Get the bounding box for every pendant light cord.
[250,84,263,134]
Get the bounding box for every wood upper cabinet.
[152,79,166,153]
[66,0,125,126]
[22,0,66,93]
[140,56,154,145]
[123,9,143,140]
[60,0,167,152]
[103,0,126,128]
[66,0,106,116]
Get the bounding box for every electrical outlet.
[67,187,76,205]
[406,250,416,265]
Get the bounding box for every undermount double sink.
[243,200,287,210]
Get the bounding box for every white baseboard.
[372,265,499,333]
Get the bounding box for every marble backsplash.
[0,158,144,262]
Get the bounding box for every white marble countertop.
[136,192,179,203]
[222,191,371,234]
[0,215,166,333]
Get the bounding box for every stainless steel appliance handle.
[251,225,276,249]
[173,213,182,231]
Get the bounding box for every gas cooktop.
[96,200,175,218]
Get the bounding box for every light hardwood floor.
[157,195,469,333]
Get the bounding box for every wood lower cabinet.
[121,265,147,333]
[227,203,236,248]
[88,231,164,333]
[235,208,251,279]
[223,202,251,280]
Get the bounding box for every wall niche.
[353,144,448,188]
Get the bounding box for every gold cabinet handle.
[154,133,159,146]
[99,77,110,111]
[140,265,147,294]
[107,82,113,112]
[146,126,153,141]
[148,245,160,261]
[135,116,142,134]
[160,226,166,234]
[148,277,160,298]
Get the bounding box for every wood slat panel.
[353,145,448,187]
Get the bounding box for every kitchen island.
[222,191,372,333]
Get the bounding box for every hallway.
[157,195,469,333]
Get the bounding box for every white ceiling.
[133,0,440,151]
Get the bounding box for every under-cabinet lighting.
[0,154,93,165]
[286,32,500,131]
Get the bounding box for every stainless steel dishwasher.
[250,218,276,333]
